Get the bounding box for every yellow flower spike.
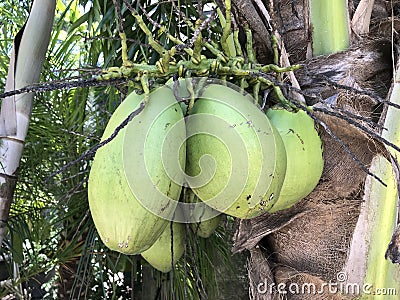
[210,59,220,74]
[178,65,186,77]
[245,25,257,64]
[185,78,196,114]
[233,29,243,57]
[119,32,133,68]
[155,60,165,74]
[252,82,260,105]
[160,51,170,73]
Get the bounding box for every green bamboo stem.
[363,67,400,298]
[309,0,350,56]
[344,67,400,299]
[0,0,55,246]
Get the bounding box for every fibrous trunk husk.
[234,11,398,299]
[230,1,400,299]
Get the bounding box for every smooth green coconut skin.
[192,214,222,238]
[266,107,324,212]
[88,87,186,254]
[141,222,185,273]
[185,84,287,219]
[187,191,223,238]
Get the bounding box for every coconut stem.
[344,62,400,296]
[309,0,350,56]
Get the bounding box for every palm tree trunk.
[0,0,55,246]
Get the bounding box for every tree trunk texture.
[232,0,400,299]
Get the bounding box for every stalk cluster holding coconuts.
[87,0,324,272]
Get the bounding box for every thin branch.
[185,234,207,298]
[70,209,90,244]
[262,74,388,130]
[59,128,100,141]
[310,105,400,155]
[122,0,165,55]
[139,1,217,54]
[0,77,129,99]
[112,0,124,34]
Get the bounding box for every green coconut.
[266,107,324,212]
[88,87,186,254]
[192,214,223,238]
[141,222,185,273]
[185,189,223,238]
[185,84,287,219]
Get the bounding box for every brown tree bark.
[232,1,398,299]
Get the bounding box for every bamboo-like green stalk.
[360,157,398,299]
[0,0,56,246]
[344,67,400,299]
[365,65,400,297]
[309,0,350,56]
